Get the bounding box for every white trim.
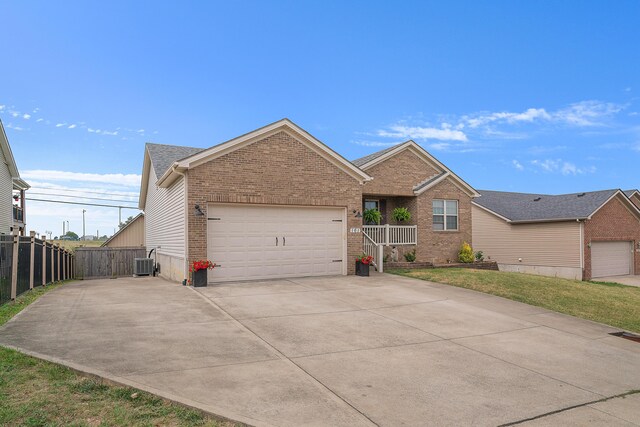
[579,220,584,270]
[471,201,512,223]
[357,140,479,197]
[157,119,372,187]
[433,199,459,231]
[413,172,450,195]
[138,150,152,209]
[588,190,640,220]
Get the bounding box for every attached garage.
[207,204,346,282]
[591,241,632,278]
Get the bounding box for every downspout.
[170,165,189,283]
[578,219,584,280]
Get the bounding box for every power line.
[27,198,141,209]
[29,192,137,204]
[30,187,139,198]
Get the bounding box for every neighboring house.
[139,119,478,283]
[0,120,29,235]
[101,213,145,248]
[473,189,640,280]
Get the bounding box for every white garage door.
[591,241,632,278]
[206,204,346,282]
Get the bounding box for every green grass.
[50,239,104,252]
[0,283,237,427]
[388,268,640,333]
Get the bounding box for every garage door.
[591,241,632,278]
[206,204,346,282]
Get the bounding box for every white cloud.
[5,123,24,131]
[0,105,5,111]
[55,123,65,127]
[23,114,31,119]
[11,112,19,118]
[553,100,622,126]
[36,118,44,123]
[531,158,596,175]
[512,160,524,171]
[102,130,118,136]
[68,124,77,129]
[376,125,468,142]
[21,170,141,187]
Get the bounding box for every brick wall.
[362,149,440,196]
[415,179,473,263]
[186,130,363,274]
[583,196,640,280]
[630,194,640,210]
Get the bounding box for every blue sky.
[1,1,639,236]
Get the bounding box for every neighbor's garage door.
[591,241,632,278]
[207,204,345,282]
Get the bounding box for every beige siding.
[472,205,581,268]
[0,149,12,234]
[144,165,186,260]
[104,215,145,247]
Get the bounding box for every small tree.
[404,249,416,262]
[64,231,79,241]
[458,242,474,263]
[392,207,411,222]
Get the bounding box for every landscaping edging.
[386,261,498,271]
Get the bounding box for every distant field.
[50,240,105,252]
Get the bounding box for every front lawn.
[388,268,640,333]
[0,285,236,427]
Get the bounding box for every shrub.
[391,207,411,222]
[458,242,474,263]
[404,249,416,262]
[363,208,382,224]
[474,251,484,262]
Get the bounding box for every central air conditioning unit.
[134,258,154,276]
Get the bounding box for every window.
[364,199,379,211]
[433,200,458,231]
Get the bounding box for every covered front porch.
[361,195,418,272]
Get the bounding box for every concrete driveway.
[1,275,639,426]
[596,275,640,288]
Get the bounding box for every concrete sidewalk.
[596,275,640,288]
[0,275,639,426]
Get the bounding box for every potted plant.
[356,254,373,276]
[392,207,411,222]
[189,260,216,287]
[363,208,382,225]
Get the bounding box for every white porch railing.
[363,232,384,273]
[363,225,417,246]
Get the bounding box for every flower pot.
[192,269,208,287]
[355,261,370,277]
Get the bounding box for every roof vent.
[533,197,542,202]
[577,193,585,197]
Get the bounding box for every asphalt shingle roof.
[146,143,205,178]
[624,189,638,197]
[474,189,619,222]
[351,144,404,167]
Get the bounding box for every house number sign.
[350,227,361,233]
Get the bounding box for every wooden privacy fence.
[0,231,74,305]
[75,247,147,280]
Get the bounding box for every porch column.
[384,224,390,246]
[29,231,35,289]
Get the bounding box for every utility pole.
[62,221,65,235]
[119,207,122,225]
[82,209,86,241]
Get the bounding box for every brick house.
[473,189,640,280]
[138,119,478,283]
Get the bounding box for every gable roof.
[352,140,479,197]
[352,145,399,167]
[0,120,29,190]
[156,118,372,187]
[473,189,640,223]
[101,213,144,247]
[624,189,639,198]
[146,143,204,179]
